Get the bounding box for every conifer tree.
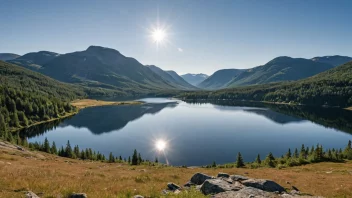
[16,132,22,146]
[294,148,299,158]
[155,157,158,163]
[0,114,6,135]
[286,148,292,159]
[265,152,276,168]
[43,137,51,153]
[138,153,142,165]
[327,149,332,160]
[300,144,306,159]
[65,140,73,158]
[255,154,261,164]
[310,145,315,155]
[119,155,122,161]
[128,156,131,164]
[108,152,115,163]
[132,149,138,165]
[22,137,29,147]
[51,141,58,155]
[212,161,217,167]
[236,152,245,168]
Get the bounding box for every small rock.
[167,182,181,191]
[174,189,181,194]
[217,172,230,178]
[190,172,214,185]
[69,193,87,198]
[133,195,144,198]
[290,190,300,195]
[230,175,249,181]
[200,179,242,195]
[25,191,40,198]
[241,179,285,193]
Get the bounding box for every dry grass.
[71,99,143,109]
[1,146,352,198]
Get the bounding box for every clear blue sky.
[1,0,351,75]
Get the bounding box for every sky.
[1,0,352,75]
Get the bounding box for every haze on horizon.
[1,0,352,75]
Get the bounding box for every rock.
[242,179,285,193]
[190,172,214,185]
[69,193,87,198]
[290,190,300,195]
[212,187,278,198]
[217,172,230,178]
[292,186,299,191]
[200,179,242,195]
[161,189,170,195]
[184,181,195,187]
[174,189,181,194]
[167,182,181,191]
[230,175,249,181]
[25,191,40,198]
[133,195,144,198]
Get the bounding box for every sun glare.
[155,139,166,151]
[152,28,166,43]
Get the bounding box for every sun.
[152,28,166,43]
[155,139,167,151]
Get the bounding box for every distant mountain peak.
[311,55,352,67]
[86,46,123,56]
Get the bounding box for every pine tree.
[132,149,138,165]
[22,137,29,147]
[300,144,306,159]
[108,152,115,163]
[255,154,261,164]
[119,155,122,161]
[155,157,158,163]
[294,148,299,158]
[65,140,73,158]
[51,141,58,155]
[43,137,51,153]
[286,148,292,159]
[0,114,6,136]
[265,152,276,168]
[236,152,245,168]
[16,132,22,146]
[327,149,332,160]
[212,161,217,167]
[128,156,131,164]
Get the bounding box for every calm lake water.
[21,98,352,166]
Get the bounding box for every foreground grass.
[1,145,352,198]
[70,99,143,109]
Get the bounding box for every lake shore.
[1,139,352,197]
[70,99,143,109]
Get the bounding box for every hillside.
[197,69,244,89]
[8,51,59,70]
[181,73,208,86]
[39,46,177,94]
[182,61,352,107]
[147,65,196,90]
[311,55,352,67]
[0,53,20,61]
[226,56,333,87]
[166,70,197,90]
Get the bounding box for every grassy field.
[1,141,352,198]
[70,99,143,109]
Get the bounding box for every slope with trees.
[311,55,352,67]
[0,53,20,61]
[197,69,244,89]
[181,73,209,86]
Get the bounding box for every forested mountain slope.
[311,55,352,67]
[197,69,244,89]
[0,53,20,61]
[181,73,208,86]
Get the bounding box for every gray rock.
[217,172,230,178]
[25,191,40,198]
[174,189,181,194]
[230,174,249,181]
[242,179,285,193]
[167,182,181,191]
[212,187,278,198]
[190,172,214,185]
[200,179,242,195]
[133,195,144,198]
[184,181,195,187]
[69,193,87,198]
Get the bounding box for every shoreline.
[10,99,143,132]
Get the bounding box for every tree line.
[206,140,352,169]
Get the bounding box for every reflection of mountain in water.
[20,102,177,137]
[64,102,177,134]
[185,99,352,134]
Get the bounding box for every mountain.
[311,55,352,67]
[226,56,333,87]
[147,65,196,90]
[197,69,244,89]
[0,53,20,61]
[181,73,209,86]
[183,61,352,107]
[8,51,59,70]
[165,70,197,90]
[25,46,179,94]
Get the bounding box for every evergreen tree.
[236,152,245,168]
[155,157,158,163]
[294,148,299,158]
[51,141,58,155]
[119,155,122,161]
[327,149,332,160]
[300,144,306,159]
[22,137,29,147]
[0,114,6,135]
[310,145,315,155]
[286,148,292,159]
[65,140,73,158]
[108,152,115,163]
[212,161,217,167]
[132,149,138,165]
[255,154,261,164]
[128,156,131,164]
[265,152,276,168]
[43,137,51,153]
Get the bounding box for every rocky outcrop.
[25,191,40,198]
[241,179,285,193]
[166,172,323,198]
[190,172,214,185]
[69,193,87,198]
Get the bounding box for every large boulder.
[230,175,249,182]
[200,179,242,195]
[217,172,230,178]
[190,173,214,185]
[69,193,87,198]
[242,179,285,193]
[167,182,181,191]
[212,187,279,198]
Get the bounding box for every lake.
[21,98,352,166]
